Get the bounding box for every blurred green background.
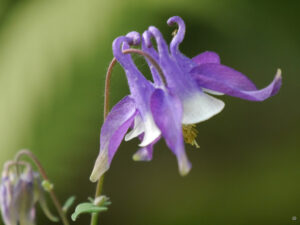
[0,0,299,224]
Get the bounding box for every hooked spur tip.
[147,26,164,42]
[126,31,141,46]
[167,16,179,26]
[142,30,152,48]
[167,16,184,26]
[148,26,157,33]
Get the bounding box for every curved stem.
[103,58,116,119]
[15,149,70,225]
[91,48,166,225]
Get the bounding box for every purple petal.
[133,134,160,162]
[191,63,257,90]
[150,89,191,176]
[90,96,137,182]
[192,51,221,65]
[192,64,282,101]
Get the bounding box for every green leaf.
[62,196,76,213]
[71,203,107,221]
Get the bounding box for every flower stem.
[15,149,70,225]
[90,48,165,225]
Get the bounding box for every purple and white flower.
[90,16,282,182]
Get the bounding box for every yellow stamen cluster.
[182,124,200,148]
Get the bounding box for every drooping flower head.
[90,16,282,182]
[0,161,57,225]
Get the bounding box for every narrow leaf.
[71,203,107,221]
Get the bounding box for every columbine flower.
[90,16,282,182]
[0,161,57,225]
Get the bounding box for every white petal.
[139,114,161,147]
[202,88,224,96]
[125,115,144,141]
[182,92,225,124]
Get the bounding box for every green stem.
[15,149,70,225]
[90,48,165,225]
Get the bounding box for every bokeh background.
[0,0,299,224]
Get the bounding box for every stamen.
[182,124,200,148]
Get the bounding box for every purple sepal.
[90,96,137,182]
[101,96,136,163]
[150,89,191,176]
[191,64,282,101]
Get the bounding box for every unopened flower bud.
[0,161,57,225]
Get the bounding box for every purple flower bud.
[0,161,57,225]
